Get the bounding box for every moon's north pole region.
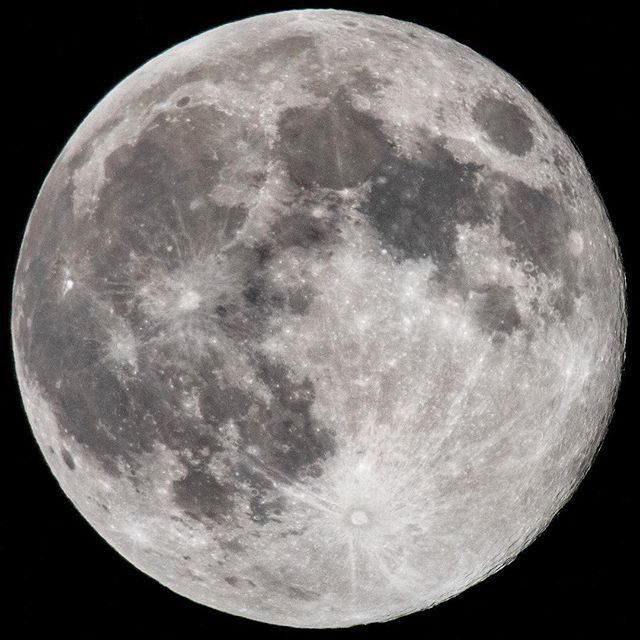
[13,9,626,628]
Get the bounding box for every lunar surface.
[12,9,626,628]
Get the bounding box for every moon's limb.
[12,9,625,628]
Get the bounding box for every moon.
[12,9,626,628]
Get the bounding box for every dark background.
[5,1,635,636]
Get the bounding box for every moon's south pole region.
[12,10,626,628]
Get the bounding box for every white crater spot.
[62,278,74,296]
[178,289,201,311]
[349,510,369,526]
[568,230,584,255]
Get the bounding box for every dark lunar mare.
[277,87,391,189]
[16,98,339,526]
[472,94,535,156]
[473,284,522,336]
[366,136,488,267]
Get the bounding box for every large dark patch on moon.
[364,134,488,268]
[278,88,391,189]
[472,93,534,156]
[16,95,341,524]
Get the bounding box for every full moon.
[12,10,626,628]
